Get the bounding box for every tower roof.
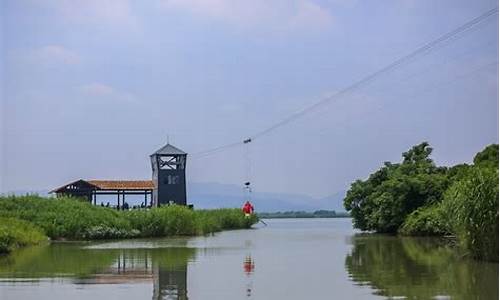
[151,143,187,156]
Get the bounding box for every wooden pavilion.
[50,179,154,208]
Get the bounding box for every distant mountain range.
[3,182,347,212]
[187,182,347,212]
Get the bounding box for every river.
[0,218,497,299]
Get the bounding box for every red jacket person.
[242,201,254,216]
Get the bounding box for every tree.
[473,144,498,167]
[344,142,450,233]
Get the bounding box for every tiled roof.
[88,180,154,190]
[51,179,154,193]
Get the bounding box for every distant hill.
[187,182,347,212]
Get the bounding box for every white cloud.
[79,83,137,103]
[33,0,138,29]
[36,45,81,65]
[159,0,333,31]
[10,45,81,67]
[81,83,115,96]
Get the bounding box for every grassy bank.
[0,195,258,248]
[0,217,47,254]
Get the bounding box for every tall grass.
[0,195,258,242]
[0,196,136,239]
[399,204,450,236]
[0,217,47,254]
[441,166,499,261]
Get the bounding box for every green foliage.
[126,205,198,236]
[473,144,498,167]
[194,208,258,234]
[0,196,135,239]
[344,142,450,233]
[126,207,256,237]
[442,166,499,261]
[0,196,258,244]
[0,218,47,254]
[344,142,499,261]
[399,205,450,236]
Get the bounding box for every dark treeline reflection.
[0,242,195,300]
[345,235,498,300]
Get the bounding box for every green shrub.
[0,218,47,254]
[399,204,450,236]
[441,166,499,261]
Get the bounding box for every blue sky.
[1,0,498,198]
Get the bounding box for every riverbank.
[0,195,258,254]
[1,218,496,300]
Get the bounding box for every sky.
[1,0,498,198]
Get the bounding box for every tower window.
[163,175,180,185]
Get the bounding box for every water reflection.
[345,235,499,299]
[0,242,194,300]
[243,255,255,297]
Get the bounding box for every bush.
[0,218,47,254]
[441,166,498,261]
[399,204,450,236]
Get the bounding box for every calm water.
[0,218,497,300]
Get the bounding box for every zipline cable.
[191,7,498,159]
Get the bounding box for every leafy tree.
[473,144,498,167]
[344,142,450,233]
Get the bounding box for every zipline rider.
[242,201,254,217]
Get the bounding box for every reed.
[0,217,47,254]
[0,195,258,242]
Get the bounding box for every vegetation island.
[344,142,498,261]
[0,198,257,254]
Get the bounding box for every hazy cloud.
[81,83,114,96]
[34,0,138,28]
[35,45,81,65]
[159,0,334,31]
[79,83,137,103]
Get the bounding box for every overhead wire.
[190,7,499,159]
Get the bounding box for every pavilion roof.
[50,179,154,193]
[88,180,154,190]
